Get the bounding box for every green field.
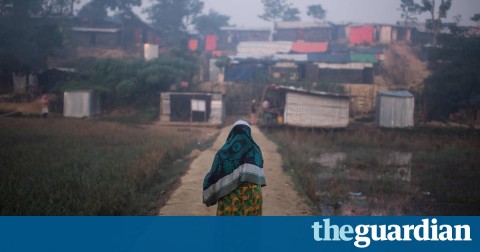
[266,125,480,216]
[0,118,216,215]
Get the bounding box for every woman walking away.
[203,120,266,216]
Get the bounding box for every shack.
[274,21,332,42]
[159,92,224,127]
[63,90,101,118]
[261,85,349,128]
[375,90,414,128]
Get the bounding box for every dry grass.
[266,125,480,216]
[0,118,217,215]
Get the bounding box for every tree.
[307,4,326,21]
[0,0,65,76]
[96,0,141,12]
[425,27,480,125]
[472,13,480,26]
[418,0,452,45]
[398,0,421,24]
[282,7,300,21]
[194,9,230,36]
[145,0,204,45]
[76,0,108,21]
[258,0,289,22]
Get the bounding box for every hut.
[217,27,271,51]
[261,85,349,128]
[375,90,414,128]
[274,21,332,42]
[159,92,225,127]
[63,90,101,118]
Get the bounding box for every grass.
[0,117,217,215]
[265,125,480,216]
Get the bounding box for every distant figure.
[203,120,266,215]
[250,99,257,125]
[40,94,49,118]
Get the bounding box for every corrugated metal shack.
[307,62,374,84]
[274,21,332,42]
[63,90,101,118]
[217,27,271,51]
[263,85,349,128]
[375,90,414,128]
[159,92,224,127]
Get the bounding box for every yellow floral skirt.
[216,182,262,216]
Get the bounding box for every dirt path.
[158,125,313,216]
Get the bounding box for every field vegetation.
[266,125,480,215]
[0,118,217,215]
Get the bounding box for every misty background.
[84,0,480,27]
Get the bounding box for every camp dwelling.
[375,90,414,128]
[63,90,101,118]
[159,92,225,127]
[263,85,349,128]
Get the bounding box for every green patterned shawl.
[203,120,266,207]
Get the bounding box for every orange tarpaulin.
[188,39,198,51]
[205,35,217,51]
[349,26,374,45]
[291,41,328,53]
[212,50,222,57]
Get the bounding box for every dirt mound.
[380,42,430,92]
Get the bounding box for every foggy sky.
[201,0,479,27]
[82,0,479,27]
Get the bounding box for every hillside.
[378,42,430,93]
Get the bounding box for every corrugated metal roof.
[268,84,349,98]
[72,27,120,33]
[315,62,373,70]
[377,90,414,98]
[273,54,308,62]
[275,21,330,29]
[220,26,271,31]
[236,41,292,59]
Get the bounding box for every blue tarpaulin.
[307,53,350,63]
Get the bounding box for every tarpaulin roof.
[349,26,374,45]
[205,34,217,51]
[235,41,293,59]
[291,41,328,53]
[273,54,308,62]
[307,53,350,63]
[350,54,378,63]
[188,39,198,51]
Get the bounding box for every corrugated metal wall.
[63,90,101,118]
[284,92,349,128]
[159,92,224,126]
[375,95,414,128]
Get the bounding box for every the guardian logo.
[312,218,472,248]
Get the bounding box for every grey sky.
[80,0,479,27]
[200,0,479,27]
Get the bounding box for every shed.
[218,27,271,51]
[63,90,101,118]
[274,21,332,42]
[375,90,414,128]
[159,92,225,127]
[262,85,349,128]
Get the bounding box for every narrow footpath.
[158,125,313,216]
